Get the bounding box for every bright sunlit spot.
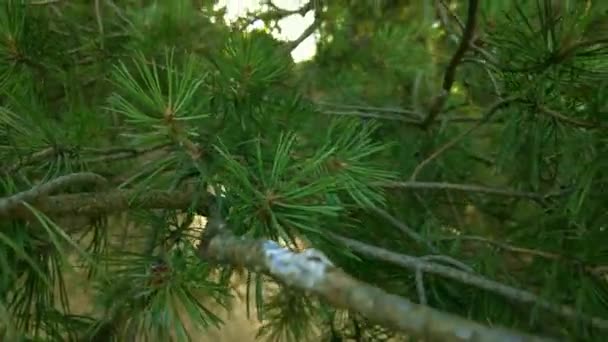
[214,0,318,63]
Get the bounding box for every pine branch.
[421,0,479,128]
[198,220,552,341]
[329,233,608,332]
[0,173,108,217]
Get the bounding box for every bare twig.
[410,96,517,180]
[0,173,107,217]
[264,0,314,17]
[94,0,104,49]
[2,144,171,174]
[421,0,479,127]
[316,101,422,118]
[421,254,474,273]
[328,233,608,331]
[82,143,171,163]
[538,106,600,129]
[321,110,420,123]
[28,0,62,5]
[435,235,608,277]
[438,0,465,32]
[2,147,56,174]
[415,268,427,305]
[379,180,550,201]
[285,16,321,53]
[371,207,438,253]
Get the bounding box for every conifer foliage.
[1,0,607,341]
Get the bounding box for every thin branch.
[435,235,608,277]
[285,16,321,54]
[421,0,479,127]
[421,254,474,273]
[264,0,314,17]
[328,233,608,332]
[28,0,62,4]
[199,230,551,341]
[438,0,465,32]
[81,143,171,164]
[2,144,171,174]
[410,96,517,180]
[538,106,601,129]
[0,173,108,217]
[0,188,208,221]
[321,110,420,123]
[321,109,489,125]
[370,207,439,253]
[2,147,56,174]
[94,0,104,49]
[379,180,552,201]
[316,101,422,118]
[415,268,427,305]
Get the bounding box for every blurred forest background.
[1,0,608,341]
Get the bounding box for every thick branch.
[199,232,551,341]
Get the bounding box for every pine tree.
[1,0,607,341]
